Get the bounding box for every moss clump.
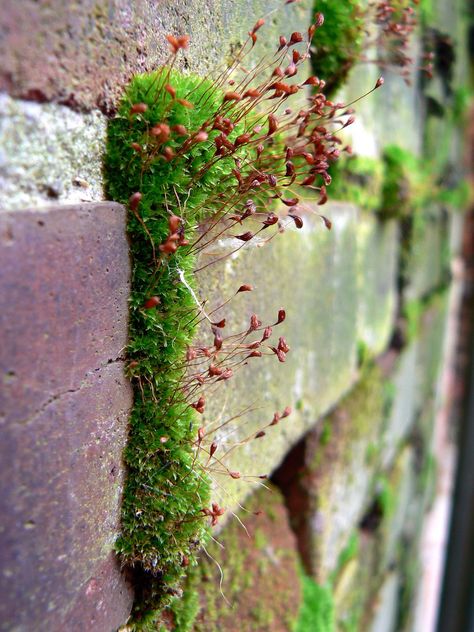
[403,298,424,342]
[295,567,335,632]
[329,156,384,212]
[311,0,365,95]
[105,69,255,617]
[380,145,429,218]
[329,143,471,220]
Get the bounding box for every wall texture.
[0,0,470,631]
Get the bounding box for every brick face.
[0,203,133,631]
[0,0,311,113]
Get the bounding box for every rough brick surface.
[380,344,418,468]
[343,35,424,158]
[368,572,400,632]
[357,217,399,355]
[188,485,301,632]
[197,204,360,516]
[0,0,312,113]
[404,209,449,302]
[0,203,133,631]
[274,366,386,583]
[0,94,107,211]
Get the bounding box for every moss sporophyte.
[105,6,388,623]
[312,0,428,96]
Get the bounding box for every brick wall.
[0,1,470,631]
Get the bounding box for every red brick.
[0,0,310,113]
[0,203,133,631]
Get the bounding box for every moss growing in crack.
[403,298,424,342]
[295,566,335,632]
[105,69,254,618]
[329,156,384,212]
[374,475,396,519]
[312,0,365,95]
[380,145,429,218]
[333,532,359,582]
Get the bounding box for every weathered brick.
[379,447,417,569]
[0,203,133,631]
[367,572,400,632]
[415,292,449,406]
[342,35,424,158]
[332,532,379,632]
[380,344,418,468]
[0,0,312,113]
[180,485,301,632]
[380,292,448,467]
[404,209,449,302]
[357,216,399,356]
[273,365,386,583]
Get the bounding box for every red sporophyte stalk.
[357,1,429,84]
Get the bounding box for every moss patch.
[311,0,365,95]
[329,156,384,213]
[105,68,259,618]
[295,567,335,632]
[180,485,302,632]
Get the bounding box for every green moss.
[375,476,396,518]
[438,179,472,209]
[329,156,384,212]
[380,146,430,218]
[356,339,371,368]
[329,142,470,221]
[319,419,332,446]
[403,298,424,342]
[179,486,301,631]
[311,0,365,95]
[254,528,269,550]
[452,85,473,120]
[419,452,437,498]
[104,68,265,619]
[334,533,359,579]
[295,566,335,632]
[365,443,378,466]
[419,0,435,22]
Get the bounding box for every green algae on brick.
[296,568,335,632]
[329,156,384,213]
[196,204,360,516]
[356,215,398,356]
[181,486,302,632]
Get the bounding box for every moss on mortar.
[329,156,384,213]
[105,68,260,619]
[295,566,335,632]
[311,0,365,95]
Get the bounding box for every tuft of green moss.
[105,69,255,618]
[403,298,424,342]
[333,532,359,580]
[375,475,396,519]
[329,156,384,213]
[295,566,335,632]
[311,0,365,95]
[380,145,427,218]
